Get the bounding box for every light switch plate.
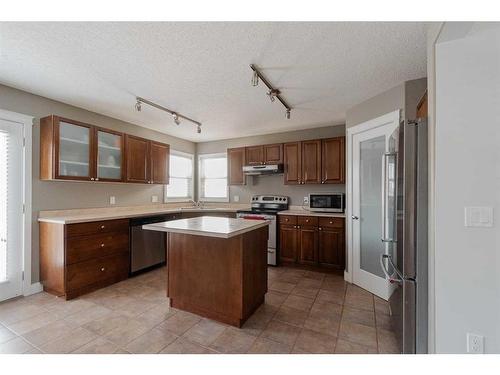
[464,207,493,227]
[151,195,158,203]
[303,196,309,204]
[109,196,116,205]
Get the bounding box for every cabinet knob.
[306,219,309,223]
[95,178,99,181]
[318,227,322,231]
[100,243,105,247]
[100,225,105,229]
[100,267,105,272]
[90,177,94,181]
[329,221,333,224]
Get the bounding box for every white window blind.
[0,131,8,282]
[166,150,194,201]
[198,153,228,202]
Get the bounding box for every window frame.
[164,149,194,203]
[197,152,229,203]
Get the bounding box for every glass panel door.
[58,121,91,178]
[97,130,122,181]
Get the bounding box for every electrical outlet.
[467,333,484,354]
[303,196,309,204]
[109,196,116,205]
[151,195,158,203]
[233,195,240,202]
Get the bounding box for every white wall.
[434,23,500,353]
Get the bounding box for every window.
[198,153,228,202]
[165,150,194,202]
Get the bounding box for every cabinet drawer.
[297,216,318,227]
[66,231,129,265]
[280,215,297,225]
[318,217,344,228]
[66,253,129,291]
[66,219,129,238]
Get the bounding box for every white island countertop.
[142,216,270,239]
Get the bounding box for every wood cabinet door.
[279,225,298,263]
[321,137,345,184]
[150,141,170,184]
[125,135,150,183]
[298,226,318,265]
[283,142,302,185]
[228,147,246,185]
[245,145,264,165]
[95,127,124,182]
[263,143,283,164]
[301,140,322,184]
[318,227,345,269]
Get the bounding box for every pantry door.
[0,117,24,301]
[349,110,399,300]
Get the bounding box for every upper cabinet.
[228,147,246,185]
[244,143,283,166]
[284,136,345,185]
[245,145,264,166]
[40,115,169,185]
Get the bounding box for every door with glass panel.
[351,112,399,300]
[0,118,23,301]
[96,128,124,182]
[55,119,94,180]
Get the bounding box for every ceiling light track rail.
[250,64,292,119]
[135,96,202,133]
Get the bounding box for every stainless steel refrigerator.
[380,117,428,354]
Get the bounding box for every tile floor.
[0,266,399,354]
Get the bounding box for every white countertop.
[143,216,270,239]
[37,205,250,224]
[278,209,346,218]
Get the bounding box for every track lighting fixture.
[250,64,292,119]
[135,97,201,134]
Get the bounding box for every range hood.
[242,164,284,176]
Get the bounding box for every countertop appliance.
[242,164,283,176]
[236,195,289,266]
[309,192,344,213]
[380,117,428,354]
[130,214,172,274]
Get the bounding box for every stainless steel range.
[236,195,289,266]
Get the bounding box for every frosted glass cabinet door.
[57,121,91,178]
[97,130,123,181]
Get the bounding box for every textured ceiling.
[0,22,427,142]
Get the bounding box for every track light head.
[172,112,180,125]
[267,89,280,103]
[197,125,201,134]
[252,71,259,86]
[286,109,291,120]
[135,99,142,112]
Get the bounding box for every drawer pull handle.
[329,221,333,224]
[100,243,105,247]
[101,267,105,272]
[306,219,309,222]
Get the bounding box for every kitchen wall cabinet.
[227,147,246,185]
[301,140,322,184]
[283,142,302,184]
[279,215,345,270]
[321,137,345,184]
[40,115,169,184]
[245,143,283,166]
[245,145,264,165]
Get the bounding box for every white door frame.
[0,109,41,297]
[345,110,401,285]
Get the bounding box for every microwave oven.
[308,193,345,213]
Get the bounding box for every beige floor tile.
[310,299,343,317]
[156,310,201,336]
[247,337,292,354]
[0,304,48,325]
[240,304,277,336]
[303,314,340,337]
[209,327,257,354]
[140,289,169,305]
[265,291,288,307]
[5,312,58,335]
[135,302,176,327]
[294,328,336,353]
[261,320,301,346]
[335,338,378,354]
[0,326,17,344]
[113,348,131,354]
[0,337,35,354]
[316,289,345,305]
[183,319,226,346]
[375,312,393,331]
[103,318,152,345]
[114,298,157,318]
[338,321,377,349]
[291,285,319,299]
[23,292,62,307]
[64,304,113,326]
[344,293,374,312]
[348,284,374,298]
[82,311,130,335]
[25,347,43,354]
[377,328,400,353]
[269,281,296,294]
[302,270,326,281]
[374,297,391,316]
[291,347,311,354]
[97,294,136,310]
[342,306,376,327]
[282,294,314,312]
[273,306,308,327]
[73,337,119,354]
[40,327,97,354]
[46,299,97,318]
[22,319,78,347]
[160,337,216,354]
[125,327,178,354]
[276,273,302,284]
[321,278,347,292]
[0,297,28,311]
[284,268,306,277]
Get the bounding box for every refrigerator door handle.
[381,151,397,243]
[380,254,403,284]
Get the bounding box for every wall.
[0,84,196,282]
[434,24,500,353]
[196,125,346,206]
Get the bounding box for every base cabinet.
[279,224,298,263]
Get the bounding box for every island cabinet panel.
[301,139,322,184]
[39,218,130,299]
[150,141,170,184]
[227,147,246,185]
[125,135,150,183]
[321,137,345,184]
[283,142,302,184]
[245,145,264,165]
[298,226,318,265]
[167,226,268,327]
[279,224,298,263]
[263,143,283,164]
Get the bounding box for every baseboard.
[23,282,43,296]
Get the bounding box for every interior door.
[351,113,399,300]
[0,118,23,301]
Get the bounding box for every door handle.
[380,254,402,284]
[351,215,359,220]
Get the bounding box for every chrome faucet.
[188,199,204,208]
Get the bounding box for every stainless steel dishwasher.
[130,214,177,274]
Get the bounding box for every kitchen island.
[143,216,269,327]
